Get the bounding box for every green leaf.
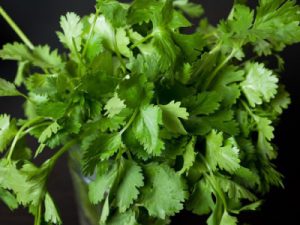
[216,175,257,201]
[183,91,222,115]
[220,211,238,225]
[160,100,189,135]
[178,137,196,175]
[35,102,68,119]
[31,45,63,69]
[0,78,24,97]
[206,130,240,173]
[85,34,103,62]
[88,162,118,204]
[0,160,49,206]
[253,0,300,50]
[255,116,274,141]
[0,42,31,61]
[0,187,18,210]
[0,114,17,152]
[44,193,62,225]
[241,63,278,107]
[57,12,83,52]
[115,28,132,58]
[187,178,214,215]
[132,105,164,155]
[186,110,239,136]
[97,0,128,28]
[38,122,61,144]
[104,93,126,118]
[118,74,153,108]
[100,195,110,224]
[173,0,204,18]
[83,133,122,174]
[212,66,244,106]
[268,85,291,115]
[140,163,187,219]
[116,160,144,212]
[107,210,137,225]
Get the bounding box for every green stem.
[7,117,46,161]
[130,33,154,49]
[202,49,236,90]
[113,32,126,72]
[0,6,34,49]
[241,100,258,122]
[120,109,138,134]
[82,9,100,57]
[51,139,78,164]
[34,204,42,225]
[199,153,228,210]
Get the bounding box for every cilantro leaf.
[107,210,137,225]
[35,102,68,119]
[140,163,187,219]
[104,93,126,118]
[0,42,31,61]
[206,130,240,173]
[187,178,214,215]
[241,63,278,107]
[132,105,164,155]
[183,91,222,116]
[160,100,189,135]
[173,0,204,18]
[178,137,196,175]
[0,78,24,97]
[88,162,118,204]
[186,110,239,136]
[0,114,17,152]
[83,133,122,174]
[44,193,62,225]
[97,0,128,28]
[0,187,18,210]
[38,122,60,144]
[216,175,257,201]
[116,160,144,212]
[57,12,83,53]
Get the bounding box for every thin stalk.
[82,9,100,57]
[202,49,236,91]
[113,33,126,72]
[0,6,34,49]
[199,153,228,210]
[51,139,78,164]
[7,117,46,161]
[34,204,42,225]
[17,122,52,141]
[130,33,154,49]
[120,109,138,134]
[241,100,258,122]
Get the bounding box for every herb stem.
[199,153,228,210]
[7,117,46,161]
[51,139,78,164]
[113,32,126,72]
[203,49,236,90]
[130,33,154,49]
[0,6,34,50]
[82,9,100,57]
[34,204,42,225]
[241,100,257,121]
[120,109,138,134]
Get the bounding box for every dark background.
[0,0,299,224]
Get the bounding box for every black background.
[0,0,299,224]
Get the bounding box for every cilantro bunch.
[0,0,299,225]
